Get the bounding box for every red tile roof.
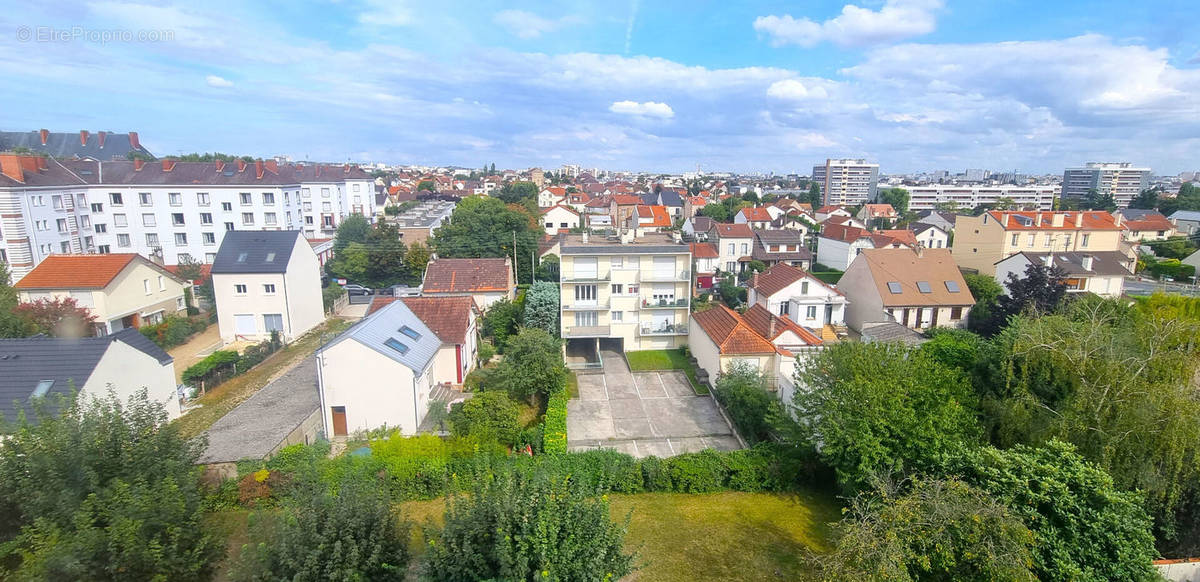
[738,207,773,222]
[612,194,643,205]
[422,258,512,293]
[163,263,211,284]
[861,203,897,218]
[540,204,579,216]
[367,295,397,315]
[986,210,1123,231]
[820,222,872,243]
[1122,214,1175,232]
[873,229,918,247]
[16,254,141,289]
[749,263,840,298]
[711,223,754,239]
[691,304,779,355]
[690,242,719,259]
[817,205,847,214]
[742,304,822,345]
[401,296,475,344]
[637,205,672,227]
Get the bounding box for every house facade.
[750,229,812,270]
[994,251,1132,298]
[709,223,755,274]
[747,263,847,328]
[421,257,516,311]
[909,223,950,249]
[688,303,822,392]
[210,230,324,342]
[540,204,580,235]
[952,210,1126,275]
[839,248,975,332]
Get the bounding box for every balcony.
[562,271,610,282]
[564,325,611,338]
[641,297,689,309]
[562,300,609,311]
[640,270,691,282]
[640,322,687,336]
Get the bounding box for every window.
[234,284,247,294]
[574,285,597,302]
[916,281,932,293]
[545,222,553,229]
[262,192,275,205]
[302,188,310,198]
[97,245,110,253]
[353,183,361,192]
[175,233,188,245]
[146,233,159,246]
[801,281,809,294]
[31,195,44,207]
[143,279,151,294]
[950,307,963,320]
[56,218,68,233]
[205,253,216,263]
[113,213,127,227]
[242,212,255,225]
[139,192,152,206]
[225,222,235,231]
[611,310,623,322]
[264,212,277,225]
[202,232,216,245]
[197,192,210,206]
[611,284,623,294]
[90,202,103,213]
[221,202,232,211]
[177,252,193,263]
[264,252,276,262]
[945,280,960,293]
[237,252,249,263]
[1026,234,1035,247]
[263,284,276,294]
[1081,233,1090,248]
[239,192,252,205]
[887,281,902,294]
[116,234,130,247]
[32,379,54,398]
[1044,234,1052,248]
[52,195,63,209]
[779,302,789,316]
[109,193,123,206]
[770,244,780,252]
[168,193,182,206]
[263,314,284,332]
[399,325,421,340]
[740,243,749,255]
[142,213,156,226]
[94,223,107,233]
[384,337,410,354]
[322,202,332,212]
[171,213,185,226]
[81,237,92,250]
[807,305,818,319]
[321,187,330,198]
[60,241,70,253]
[158,275,165,291]
[1010,233,1019,246]
[560,222,568,228]
[200,212,213,225]
[80,216,91,229]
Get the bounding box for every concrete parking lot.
[567,351,741,458]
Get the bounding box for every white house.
[537,187,568,208]
[540,204,580,235]
[747,263,847,328]
[210,230,324,343]
[688,303,822,392]
[734,206,781,230]
[994,251,1132,299]
[709,223,755,274]
[909,222,950,249]
[0,328,180,427]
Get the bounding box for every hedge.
[182,332,284,388]
[543,388,569,454]
[181,350,240,385]
[139,315,208,349]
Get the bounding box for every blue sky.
[1,0,1197,174]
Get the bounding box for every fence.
[184,333,286,397]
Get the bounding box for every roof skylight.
[384,337,410,355]
[916,281,932,294]
[945,280,960,293]
[31,379,53,399]
[399,325,421,340]
[887,282,902,294]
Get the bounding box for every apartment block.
[906,184,1058,211]
[812,158,879,206]
[0,154,375,282]
[1061,162,1151,208]
[559,232,691,365]
[951,210,1126,276]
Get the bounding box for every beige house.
[952,210,1125,275]
[839,248,975,332]
[559,232,691,363]
[210,230,324,343]
[15,253,188,336]
[994,251,1132,299]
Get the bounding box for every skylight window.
[399,325,421,340]
[916,281,932,294]
[945,280,960,293]
[31,379,53,399]
[384,337,410,355]
[236,252,248,262]
[887,282,903,294]
[264,252,276,262]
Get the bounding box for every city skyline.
[1,1,1197,174]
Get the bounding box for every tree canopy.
[430,196,541,284]
[522,281,560,337]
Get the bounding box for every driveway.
[197,357,321,464]
[567,349,741,458]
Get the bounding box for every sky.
[0,0,1197,175]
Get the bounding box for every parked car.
[342,284,373,296]
[388,284,421,297]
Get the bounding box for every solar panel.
[916,281,932,294]
[945,280,960,293]
[384,337,410,354]
[887,282,903,294]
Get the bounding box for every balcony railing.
[640,270,691,282]
[641,297,689,308]
[562,300,609,311]
[562,271,611,282]
[640,322,687,336]
[564,325,611,338]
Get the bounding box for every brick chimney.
[236,159,247,172]
[751,271,759,289]
[255,160,264,179]
[1051,213,1065,227]
[79,130,89,146]
[343,163,350,174]
[35,156,47,171]
[39,129,49,145]
[1113,213,1122,227]
[1074,212,1083,228]
[161,159,175,172]
[264,160,277,173]
[214,159,225,172]
[0,155,26,183]
[1035,213,1043,227]
[768,314,777,338]
[133,158,146,171]
[127,132,140,150]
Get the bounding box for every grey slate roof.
[316,300,439,374]
[999,251,1133,277]
[658,190,684,207]
[0,130,153,160]
[0,328,172,427]
[1169,210,1200,222]
[210,230,300,274]
[859,321,928,346]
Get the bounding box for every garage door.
[235,314,257,335]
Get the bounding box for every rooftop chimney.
[751,271,760,289]
[1051,213,1065,227]
[79,130,89,146]
[133,158,146,171]
[39,129,48,145]
[768,313,777,338]
[1035,213,1043,227]
[1114,213,1122,227]
[0,155,27,183]
[236,159,247,172]
[581,231,589,244]
[97,131,106,148]
[255,160,264,179]
[161,159,175,172]
[1074,212,1084,228]
[1081,255,1094,271]
[127,132,140,150]
[35,156,47,171]
[264,160,278,173]
[215,159,225,172]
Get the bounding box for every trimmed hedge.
[543,388,569,454]
[181,350,240,384]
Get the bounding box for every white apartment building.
[906,184,1058,211]
[559,231,691,365]
[1062,162,1151,208]
[812,158,879,206]
[0,154,375,282]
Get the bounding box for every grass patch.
[399,491,838,581]
[566,372,580,399]
[174,318,351,439]
[625,349,709,394]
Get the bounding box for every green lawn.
[400,491,839,582]
[625,349,708,394]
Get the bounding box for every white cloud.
[493,10,579,40]
[205,74,233,88]
[357,0,412,27]
[609,100,674,118]
[755,0,943,48]
[791,132,839,149]
[766,79,829,100]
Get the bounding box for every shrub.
[712,363,775,444]
[182,350,240,384]
[237,469,291,508]
[139,315,208,349]
[447,391,521,445]
[489,327,567,403]
[477,339,496,364]
[543,389,569,454]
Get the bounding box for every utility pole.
[513,231,519,284]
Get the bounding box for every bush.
[489,327,567,403]
[139,315,208,349]
[477,339,496,364]
[322,285,346,312]
[447,391,522,445]
[543,389,569,454]
[181,350,240,384]
[712,363,775,444]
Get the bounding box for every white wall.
[84,339,180,420]
[838,257,886,332]
[319,340,431,436]
[283,236,325,340]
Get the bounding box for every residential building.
[816,223,913,271]
[734,206,780,229]
[750,229,812,270]
[1115,209,1177,242]
[537,187,567,208]
[1168,210,1200,238]
[308,238,334,268]
[690,242,719,293]
[812,159,879,206]
[559,232,691,359]
[951,210,1126,275]
[388,198,455,246]
[906,184,1058,211]
[14,253,188,336]
[0,328,179,427]
[688,303,821,391]
[682,216,714,239]
[838,248,975,332]
[909,222,950,249]
[0,128,153,160]
[709,222,755,273]
[1062,162,1151,207]
[632,204,672,235]
[914,209,958,232]
[815,205,852,222]
[856,203,898,225]
[747,263,847,327]
[994,251,1132,299]
[210,230,324,343]
[540,204,581,235]
[421,257,515,310]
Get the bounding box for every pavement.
[1124,276,1200,296]
[167,323,222,384]
[567,349,741,458]
[197,356,320,464]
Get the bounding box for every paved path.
[167,324,222,384]
[567,349,740,458]
[197,357,320,464]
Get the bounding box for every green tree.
[713,363,775,444]
[977,263,1068,336]
[327,241,368,283]
[14,297,97,338]
[490,327,567,404]
[417,179,436,192]
[822,477,1035,582]
[364,222,408,287]
[920,327,984,373]
[481,298,521,352]
[963,273,1003,334]
[1081,188,1118,212]
[332,213,370,254]
[0,262,33,337]
[496,181,538,204]
[422,473,633,582]
[430,196,540,284]
[174,254,213,309]
[447,390,522,445]
[1129,188,1160,210]
[1160,182,1200,215]
[0,391,221,581]
[876,187,910,215]
[403,242,431,285]
[791,341,979,492]
[806,182,823,208]
[535,254,560,281]
[522,281,560,337]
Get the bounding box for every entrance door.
[824,304,833,325]
[331,406,348,437]
[235,314,257,335]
